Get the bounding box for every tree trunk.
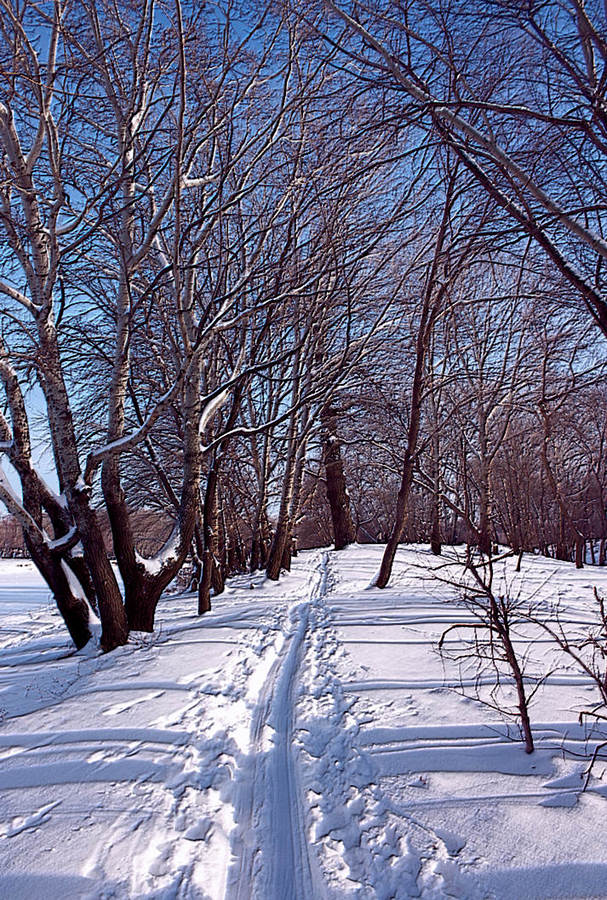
[490,597,534,754]
[250,510,271,573]
[38,321,129,650]
[575,536,584,570]
[376,173,454,588]
[64,555,98,613]
[266,422,301,581]
[68,491,129,651]
[198,468,219,614]
[0,343,93,647]
[124,580,161,632]
[267,516,291,581]
[281,536,293,572]
[429,433,442,555]
[269,425,307,580]
[477,472,492,556]
[211,559,225,596]
[188,523,204,593]
[322,409,356,551]
[430,516,442,556]
[377,448,416,587]
[103,358,202,633]
[26,534,92,649]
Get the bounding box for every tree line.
[0,0,606,651]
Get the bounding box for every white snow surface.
[2,545,607,899]
[0,559,52,616]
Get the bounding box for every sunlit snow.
[2,547,607,899]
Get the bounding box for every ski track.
[222,550,480,899]
[0,576,303,900]
[227,552,328,900]
[4,548,607,898]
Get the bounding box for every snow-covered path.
[227,552,329,900]
[3,547,607,898]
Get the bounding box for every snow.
[199,387,230,435]
[47,527,77,552]
[135,526,181,577]
[2,546,607,898]
[0,559,52,617]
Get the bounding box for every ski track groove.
[228,550,328,900]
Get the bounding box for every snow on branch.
[0,462,46,543]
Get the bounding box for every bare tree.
[324,0,607,340]
[0,0,129,649]
[439,549,539,754]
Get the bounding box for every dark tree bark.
[266,354,307,581]
[198,387,242,611]
[489,595,534,754]
[198,467,219,614]
[377,172,455,588]
[38,321,129,650]
[27,536,92,649]
[0,343,92,648]
[477,464,493,557]
[250,509,271,573]
[267,484,295,580]
[322,407,356,551]
[267,432,307,581]
[429,417,442,556]
[430,503,442,556]
[102,365,203,633]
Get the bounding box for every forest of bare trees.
[1,0,606,652]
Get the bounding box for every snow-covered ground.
[2,546,607,899]
[0,559,53,617]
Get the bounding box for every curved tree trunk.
[103,348,203,632]
[39,321,129,650]
[29,538,92,649]
[377,447,417,587]
[0,460,92,649]
[0,341,92,648]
